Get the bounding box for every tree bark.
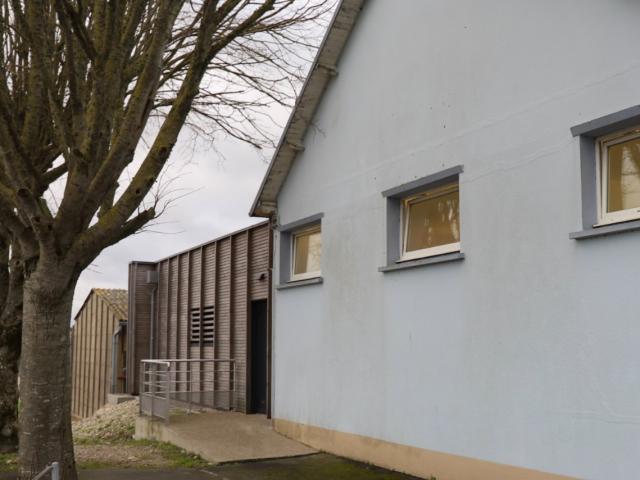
[18,262,77,480]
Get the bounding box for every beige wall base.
[273,418,577,480]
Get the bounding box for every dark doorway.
[250,300,268,414]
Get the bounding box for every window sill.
[276,277,323,290]
[569,219,640,240]
[378,252,465,273]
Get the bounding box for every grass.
[1,445,427,478]
[76,437,211,470]
[0,439,210,472]
[125,439,210,469]
[214,453,425,480]
[0,452,17,472]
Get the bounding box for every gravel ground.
[73,399,139,442]
[74,443,174,469]
[70,399,207,469]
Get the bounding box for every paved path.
[136,410,315,463]
[0,454,420,480]
[203,454,420,479]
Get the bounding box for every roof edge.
[250,0,366,217]
[131,219,270,265]
[73,288,128,321]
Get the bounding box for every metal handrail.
[140,358,241,420]
[144,358,238,363]
[32,462,59,480]
[142,360,171,367]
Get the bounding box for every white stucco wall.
[271,2,640,478]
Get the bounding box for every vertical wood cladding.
[71,290,128,418]
[126,262,156,394]
[128,221,271,413]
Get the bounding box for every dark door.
[250,300,268,414]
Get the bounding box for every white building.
[252,1,640,478]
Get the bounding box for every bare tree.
[0,133,61,455]
[0,1,330,478]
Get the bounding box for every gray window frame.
[379,166,465,272]
[276,213,324,289]
[570,105,640,240]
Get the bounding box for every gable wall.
[71,293,122,418]
[271,1,640,478]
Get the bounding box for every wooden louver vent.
[190,306,215,344]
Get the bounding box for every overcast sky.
[69,4,336,317]
[72,128,277,316]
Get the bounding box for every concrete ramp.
[135,411,316,464]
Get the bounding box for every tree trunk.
[0,311,20,453]
[0,241,21,453]
[18,263,77,480]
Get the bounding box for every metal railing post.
[32,462,59,480]
[230,360,235,410]
[167,361,174,423]
[51,462,60,480]
[188,361,192,413]
[211,360,218,408]
[139,362,144,416]
[150,363,155,418]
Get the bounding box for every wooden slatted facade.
[71,289,128,419]
[127,220,272,415]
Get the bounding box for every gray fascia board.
[278,213,324,232]
[379,252,465,272]
[569,220,640,240]
[130,220,269,264]
[571,105,640,138]
[382,165,464,199]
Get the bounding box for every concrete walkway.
[135,410,315,464]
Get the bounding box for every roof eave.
[249,0,366,218]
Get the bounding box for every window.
[190,305,215,344]
[570,106,640,239]
[400,181,460,261]
[597,127,640,226]
[277,213,324,288]
[380,166,464,271]
[291,224,322,281]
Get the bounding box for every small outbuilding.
[71,289,129,418]
[127,220,272,416]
